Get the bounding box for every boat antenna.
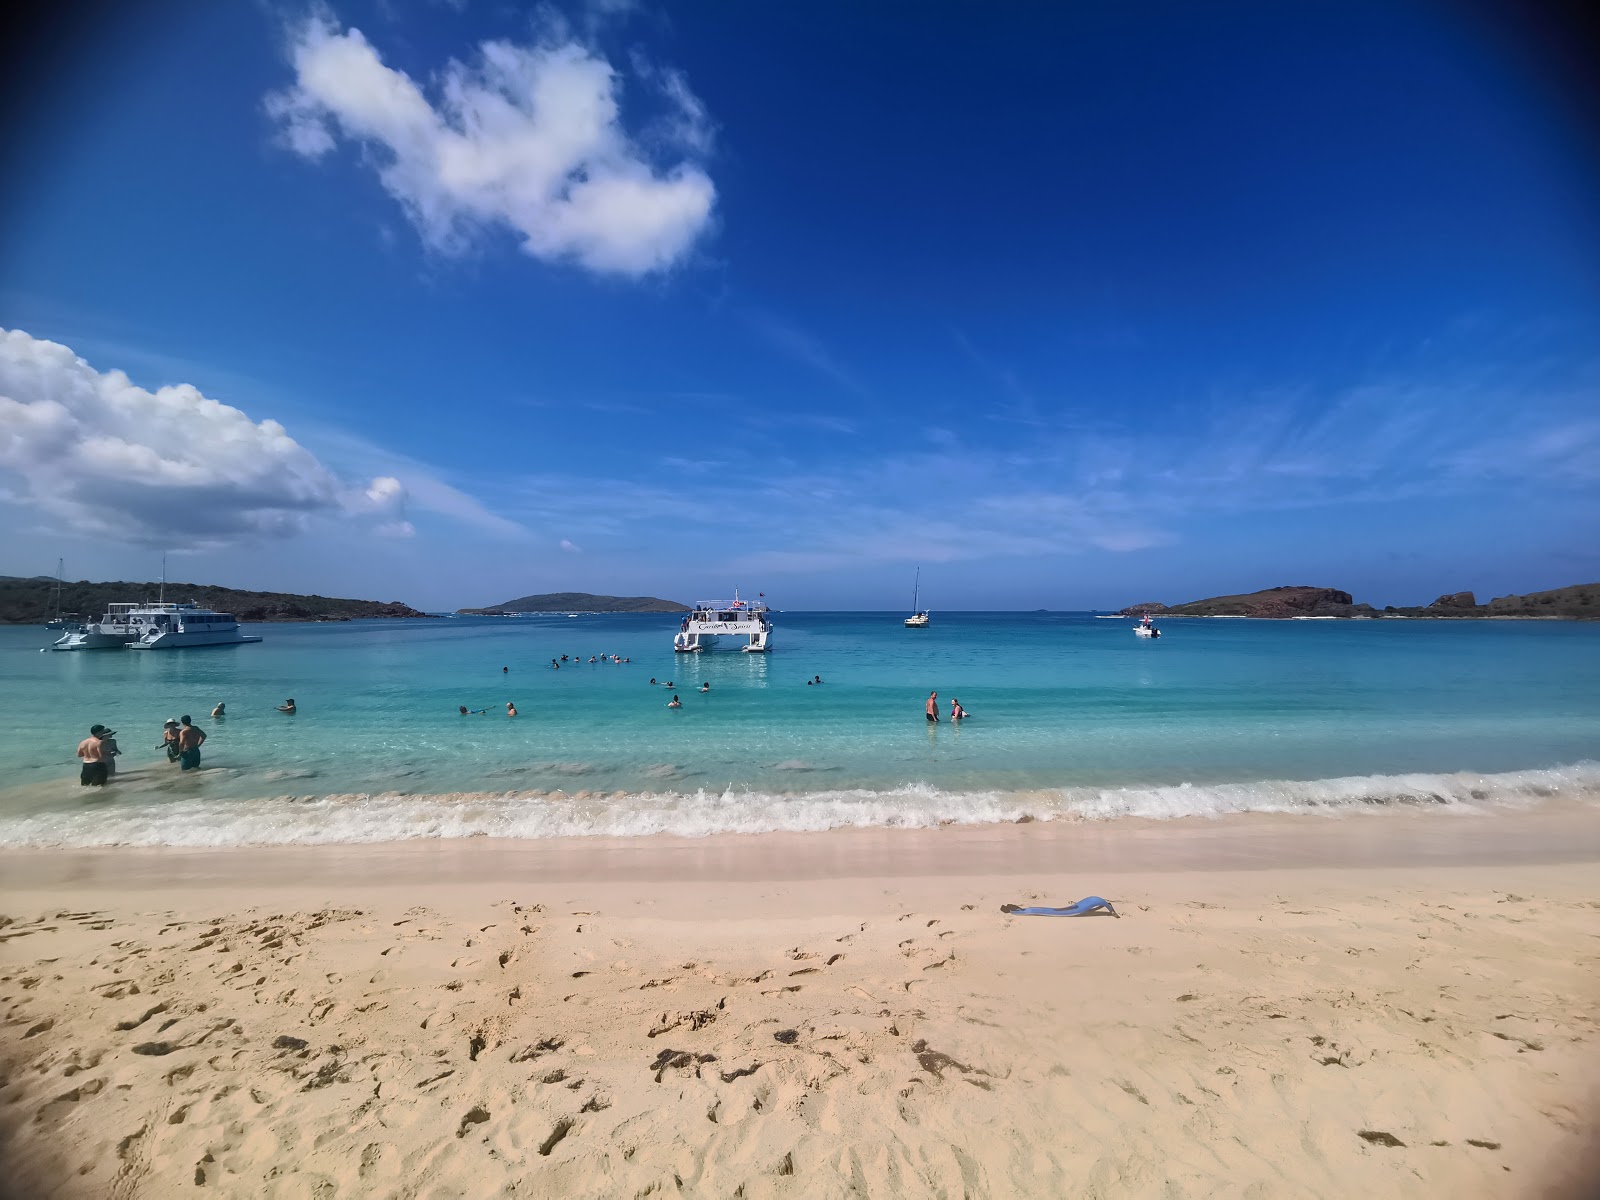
[160,553,166,604]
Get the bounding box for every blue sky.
[1,1,1597,610]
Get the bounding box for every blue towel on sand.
[1003,896,1119,918]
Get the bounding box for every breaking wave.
[1,762,1595,850]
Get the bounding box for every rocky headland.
[0,577,432,624]
[1121,582,1599,620]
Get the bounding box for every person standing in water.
[277,699,296,714]
[176,715,206,771]
[950,697,968,721]
[98,727,121,776]
[506,701,518,717]
[667,694,682,708]
[76,725,110,787]
[160,718,181,762]
[925,691,939,722]
[211,702,226,718]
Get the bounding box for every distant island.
[0,576,431,624]
[459,591,689,615]
[1120,582,1598,620]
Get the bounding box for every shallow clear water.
[2,612,1597,846]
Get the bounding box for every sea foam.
[0,762,1594,850]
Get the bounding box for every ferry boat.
[673,591,772,653]
[53,602,262,650]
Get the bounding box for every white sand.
[3,810,1598,1198]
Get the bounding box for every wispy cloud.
[745,311,872,400]
[297,424,532,541]
[469,347,1599,581]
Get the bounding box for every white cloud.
[560,538,581,552]
[0,328,404,547]
[357,475,415,537]
[266,15,716,276]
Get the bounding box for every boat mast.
[911,566,920,614]
[52,558,63,621]
[160,554,166,604]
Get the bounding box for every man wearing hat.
[76,726,110,787]
[160,718,181,763]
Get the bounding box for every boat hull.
[51,630,137,651]
[130,631,263,650]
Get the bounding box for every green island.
[459,592,688,615]
[0,576,431,624]
[1120,582,1599,620]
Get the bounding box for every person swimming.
[700,682,710,692]
[650,677,658,685]
[211,702,226,718]
[813,675,823,685]
[506,701,518,717]
[667,694,682,708]
[278,699,296,714]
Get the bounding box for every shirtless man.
[925,691,939,723]
[506,701,518,717]
[176,715,206,771]
[76,725,110,787]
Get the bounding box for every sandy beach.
[4,809,1599,1199]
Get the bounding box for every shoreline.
[4,800,1600,893]
[2,761,1596,851]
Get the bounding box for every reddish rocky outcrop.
[1122,586,1364,619]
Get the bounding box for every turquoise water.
[1,613,1597,846]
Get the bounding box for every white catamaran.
[904,568,930,627]
[52,601,262,651]
[673,591,772,652]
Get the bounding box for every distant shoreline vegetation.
[1118,583,1598,621]
[458,592,689,615]
[0,576,432,624]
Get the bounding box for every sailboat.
[44,559,81,630]
[904,568,930,628]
